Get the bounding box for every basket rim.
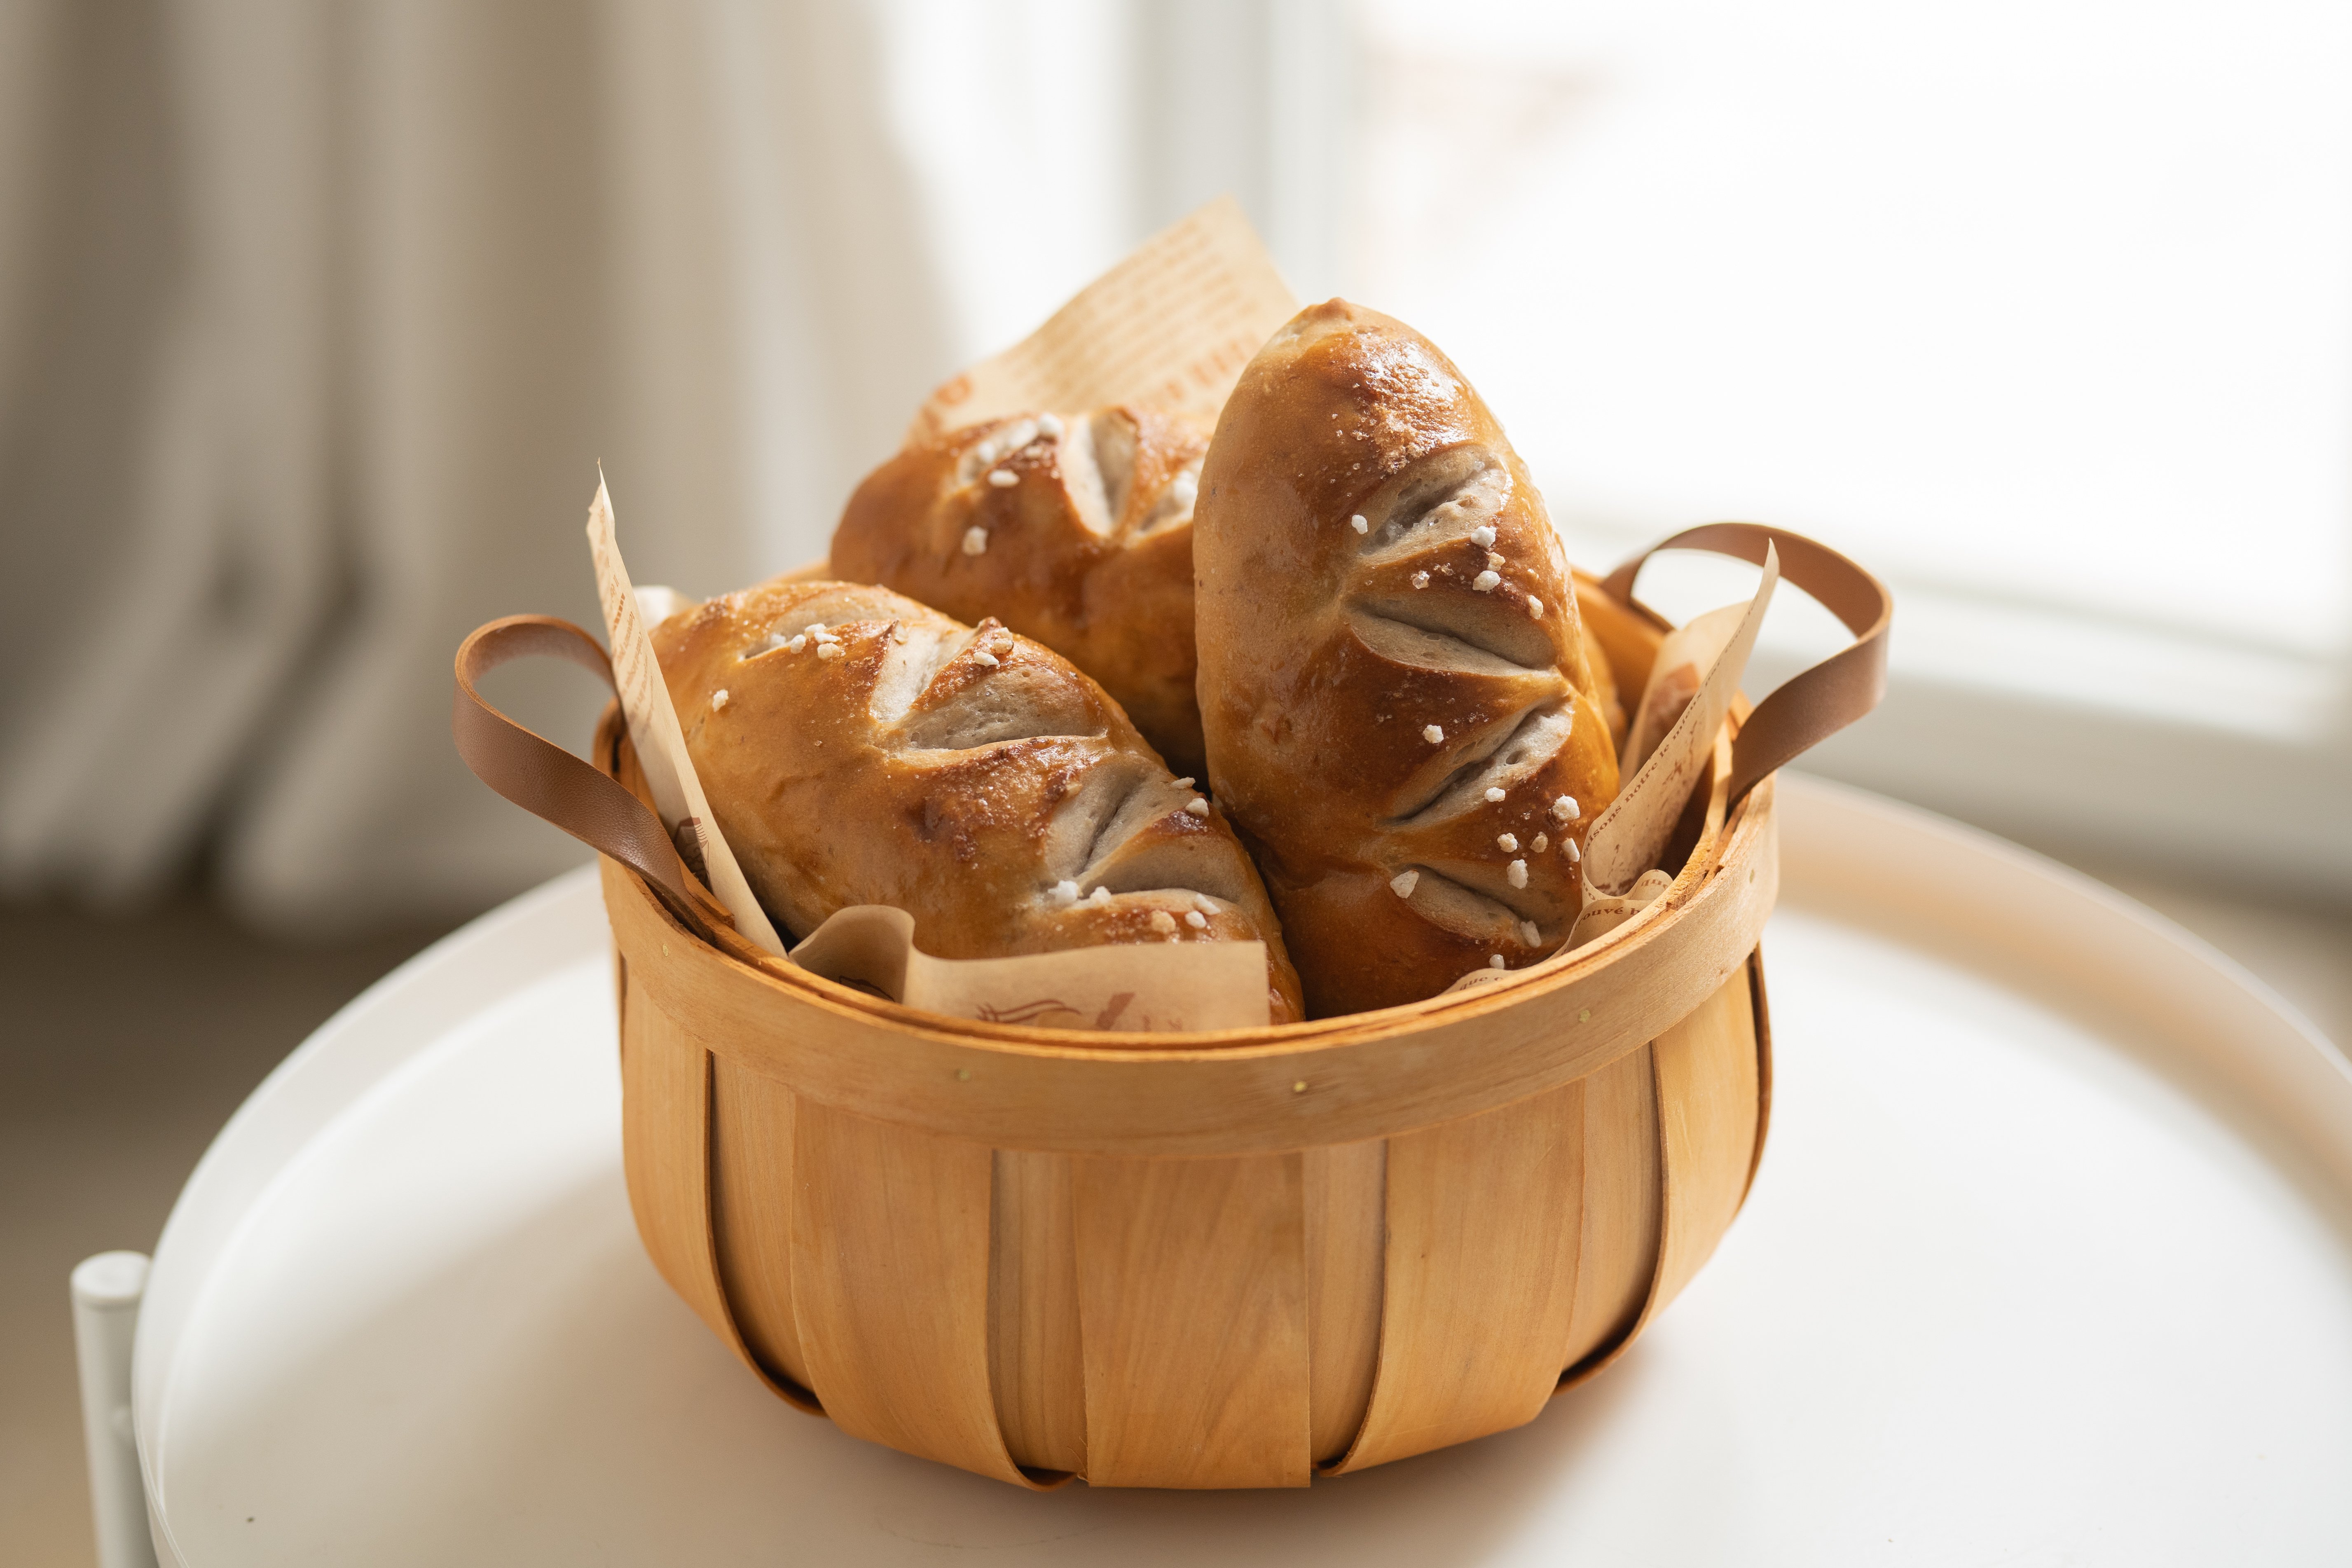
[601,769,1773,1155]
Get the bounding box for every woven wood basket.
[455,524,1889,1490]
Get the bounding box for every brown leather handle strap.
[452,615,735,939]
[1601,523,1891,809]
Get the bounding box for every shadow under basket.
[594,568,1787,1491]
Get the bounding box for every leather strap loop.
[452,615,735,939]
[1600,524,1891,809]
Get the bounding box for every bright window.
[1350,0,2352,676]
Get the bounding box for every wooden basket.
[455,524,1889,1490]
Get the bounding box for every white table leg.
[73,1252,159,1568]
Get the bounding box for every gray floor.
[1,898,456,1568]
[2,867,2346,1567]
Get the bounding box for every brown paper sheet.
[906,195,1300,441]
[1621,598,1745,775]
[789,906,1271,1033]
[585,477,786,955]
[1568,544,1779,948]
[1445,594,1770,997]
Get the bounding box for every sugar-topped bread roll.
[1194,301,1620,1016]
[652,576,1302,1023]
[830,407,1210,778]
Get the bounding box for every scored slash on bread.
[651,578,1303,1024]
[831,407,1212,779]
[1195,299,1622,1017]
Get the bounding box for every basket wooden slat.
[619,990,765,1378]
[1302,1140,1385,1462]
[789,1103,1033,1485]
[1071,1154,1313,1487]
[988,1149,1088,1474]
[1559,1045,1663,1373]
[709,1058,819,1401]
[1650,967,1766,1313]
[1334,1081,1587,1473]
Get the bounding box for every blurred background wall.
[1,0,2346,934]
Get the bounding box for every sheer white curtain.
[0,0,1340,929]
[0,1,1002,928]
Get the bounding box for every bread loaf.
[831,408,1210,778]
[1194,300,1621,1016]
[652,577,1303,1023]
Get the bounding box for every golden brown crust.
[830,408,1210,778]
[652,577,1301,1024]
[1194,300,1621,1016]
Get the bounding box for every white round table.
[132,776,2352,1564]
